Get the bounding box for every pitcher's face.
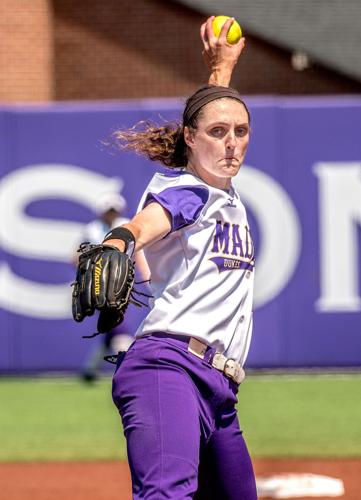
[185,98,250,189]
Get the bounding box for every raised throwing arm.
[201,16,246,87]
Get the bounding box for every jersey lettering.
[211,221,230,254]
[231,224,244,257]
[210,220,254,272]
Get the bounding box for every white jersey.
[135,170,255,366]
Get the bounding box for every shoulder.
[147,169,207,189]
[145,171,209,208]
[142,171,210,233]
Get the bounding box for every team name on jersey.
[209,220,255,273]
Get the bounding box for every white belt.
[188,337,245,385]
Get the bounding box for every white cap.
[95,192,127,215]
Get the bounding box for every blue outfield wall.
[0,96,360,372]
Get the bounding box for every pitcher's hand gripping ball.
[72,243,135,333]
[212,15,242,44]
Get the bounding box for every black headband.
[183,86,245,126]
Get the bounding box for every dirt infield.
[0,458,360,499]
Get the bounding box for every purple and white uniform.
[136,170,255,366]
[112,169,257,500]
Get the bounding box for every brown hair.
[111,85,250,169]
[112,120,187,168]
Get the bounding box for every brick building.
[0,0,360,102]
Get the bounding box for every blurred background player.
[75,191,149,382]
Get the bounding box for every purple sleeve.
[143,185,209,232]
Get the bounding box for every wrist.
[103,240,126,252]
[208,66,234,86]
[103,226,135,256]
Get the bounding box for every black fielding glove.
[72,243,135,332]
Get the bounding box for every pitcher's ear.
[184,126,195,147]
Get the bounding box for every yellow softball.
[212,15,242,44]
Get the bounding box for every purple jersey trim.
[144,185,209,232]
[158,168,187,177]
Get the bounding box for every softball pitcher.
[73,17,257,499]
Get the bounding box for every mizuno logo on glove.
[94,257,103,295]
[72,242,147,335]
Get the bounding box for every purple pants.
[112,334,257,500]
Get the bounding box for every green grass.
[0,373,360,462]
[238,373,361,458]
[0,377,125,462]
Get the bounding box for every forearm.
[103,221,156,254]
[122,220,161,252]
[103,202,172,254]
[102,223,140,254]
[208,66,234,87]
